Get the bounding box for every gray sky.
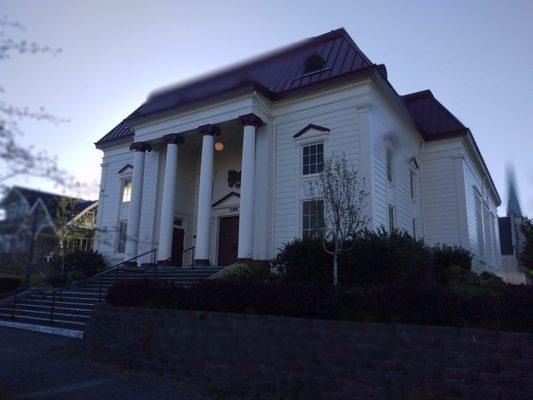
[2,0,532,216]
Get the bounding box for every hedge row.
[107,278,533,332]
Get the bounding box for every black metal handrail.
[181,246,195,268]
[3,265,89,318]
[8,248,157,324]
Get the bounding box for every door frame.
[215,212,239,266]
[171,215,187,265]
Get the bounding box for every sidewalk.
[0,327,209,400]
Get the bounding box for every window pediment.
[118,164,133,174]
[293,124,330,139]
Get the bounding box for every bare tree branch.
[306,153,369,287]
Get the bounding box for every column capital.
[129,142,152,152]
[238,113,264,127]
[198,124,221,136]
[162,133,186,145]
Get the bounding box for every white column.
[194,124,220,265]
[157,134,185,263]
[238,114,263,260]
[124,142,151,264]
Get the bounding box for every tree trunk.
[333,253,338,288]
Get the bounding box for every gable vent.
[303,54,326,74]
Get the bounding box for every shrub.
[217,262,271,282]
[272,237,332,284]
[107,278,533,332]
[108,279,337,319]
[107,279,178,309]
[0,277,21,293]
[339,229,434,286]
[432,244,472,272]
[50,250,107,278]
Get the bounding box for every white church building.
[93,28,502,274]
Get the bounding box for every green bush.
[272,237,332,284]
[217,262,271,282]
[275,231,478,288]
[0,277,21,293]
[432,244,472,272]
[339,229,434,286]
[50,250,108,279]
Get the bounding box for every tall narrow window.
[475,194,485,260]
[410,171,415,199]
[388,205,395,232]
[302,200,324,239]
[483,206,492,264]
[386,149,393,183]
[302,143,324,175]
[117,220,128,253]
[412,218,417,239]
[121,178,132,203]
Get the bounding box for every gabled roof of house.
[8,186,95,223]
[96,28,374,146]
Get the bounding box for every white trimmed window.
[121,178,132,203]
[302,143,324,175]
[475,192,485,261]
[302,200,324,239]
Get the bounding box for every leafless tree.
[307,153,369,287]
[0,15,77,189]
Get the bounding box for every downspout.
[271,119,277,258]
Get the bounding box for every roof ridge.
[143,28,353,101]
[13,186,93,203]
[404,89,467,130]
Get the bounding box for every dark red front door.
[218,216,239,266]
[171,227,185,266]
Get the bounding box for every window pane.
[302,200,323,238]
[122,179,132,203]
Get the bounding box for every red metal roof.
[96,28,373,146]
[402,90,469,141]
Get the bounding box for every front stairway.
[0,266,221,338]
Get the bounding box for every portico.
[123,113,265,267]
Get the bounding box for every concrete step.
[19,298,95,309]
[0,312,86,330]
[1,303,93,314]
[28,294,98,305]
[0,308,91,322]
[1,266,222,338]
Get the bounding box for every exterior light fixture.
[215,141,224,152]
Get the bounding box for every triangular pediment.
[293,124,330,138]
[118,164,133,174]
[212,191,240,208]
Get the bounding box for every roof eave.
[95,134,134,150]
[463,131,502,206]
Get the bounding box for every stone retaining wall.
[85,305,532,399]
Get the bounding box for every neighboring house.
[93,28,502,274]
[0,186,97,258]
[498,170,529,284]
